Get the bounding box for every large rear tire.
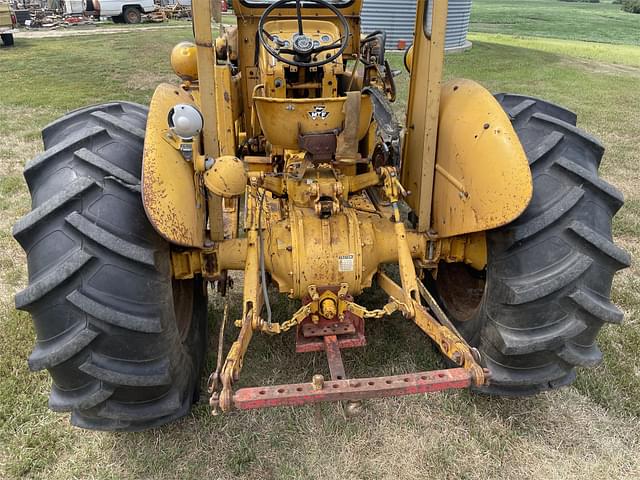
[435,95,630,395]
[13,102,208,430]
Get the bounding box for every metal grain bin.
[361,0,417,50]
[446,0,473,51]
[362,0,473,52]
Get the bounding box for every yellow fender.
[432,79,533,238]
[142,83,205,248]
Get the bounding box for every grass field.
[1,4,640,479]
[470,0,640,45]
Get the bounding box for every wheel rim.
[435,263,486,323]
[172,280,194,342]
[127,10,139,23]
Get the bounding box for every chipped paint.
[432,79,533,238]
[142,83,205,247]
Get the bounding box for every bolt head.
[312,374,325,391]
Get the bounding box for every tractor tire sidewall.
[436,95,629,396]
[13,102,209,431]
[177,278,209,403]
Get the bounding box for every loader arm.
[402,0,448,232]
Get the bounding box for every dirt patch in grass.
[123,71,178,91]
[14,24,191,39]
[560,57,640,78]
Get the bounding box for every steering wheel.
[258,0,351,68]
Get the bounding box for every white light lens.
[170,104,203,139]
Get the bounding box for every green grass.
[468,32,640,67]
[1,13,640,480]
[471,0,640,45]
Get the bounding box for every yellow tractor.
[14,0,629,430]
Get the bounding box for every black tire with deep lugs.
[435,94,630,396]
[13,102,208,431]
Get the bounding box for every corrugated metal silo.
[361,0,417,50]
[362,0,473,52]
[446,0,473,50]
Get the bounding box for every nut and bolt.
[312,374,325,391]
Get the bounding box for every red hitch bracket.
[231,368,471,410]
[225,333,471,411]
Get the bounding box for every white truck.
[84,0,157,24]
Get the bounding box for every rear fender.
[432,79,533,238]
[141,83,205,248]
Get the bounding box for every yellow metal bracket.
[378,165,482,377]
[171,250,203,280]
[216,184,264,412]
[438,232,487,270]
[380,166,420,315]
[401,0,448,232]
[376,271,487,386]
[170,246,219,280]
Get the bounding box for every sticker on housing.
[338,254,355,273]
[309,106,329,120]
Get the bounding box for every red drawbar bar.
[231,368,471,410]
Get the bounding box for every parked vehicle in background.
[0,1,17,46]
[83,0,157,24]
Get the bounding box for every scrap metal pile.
[159,2,191,20]
[23,12,97,29]
[11,0,95,29]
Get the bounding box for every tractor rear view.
[14,0,629,430]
